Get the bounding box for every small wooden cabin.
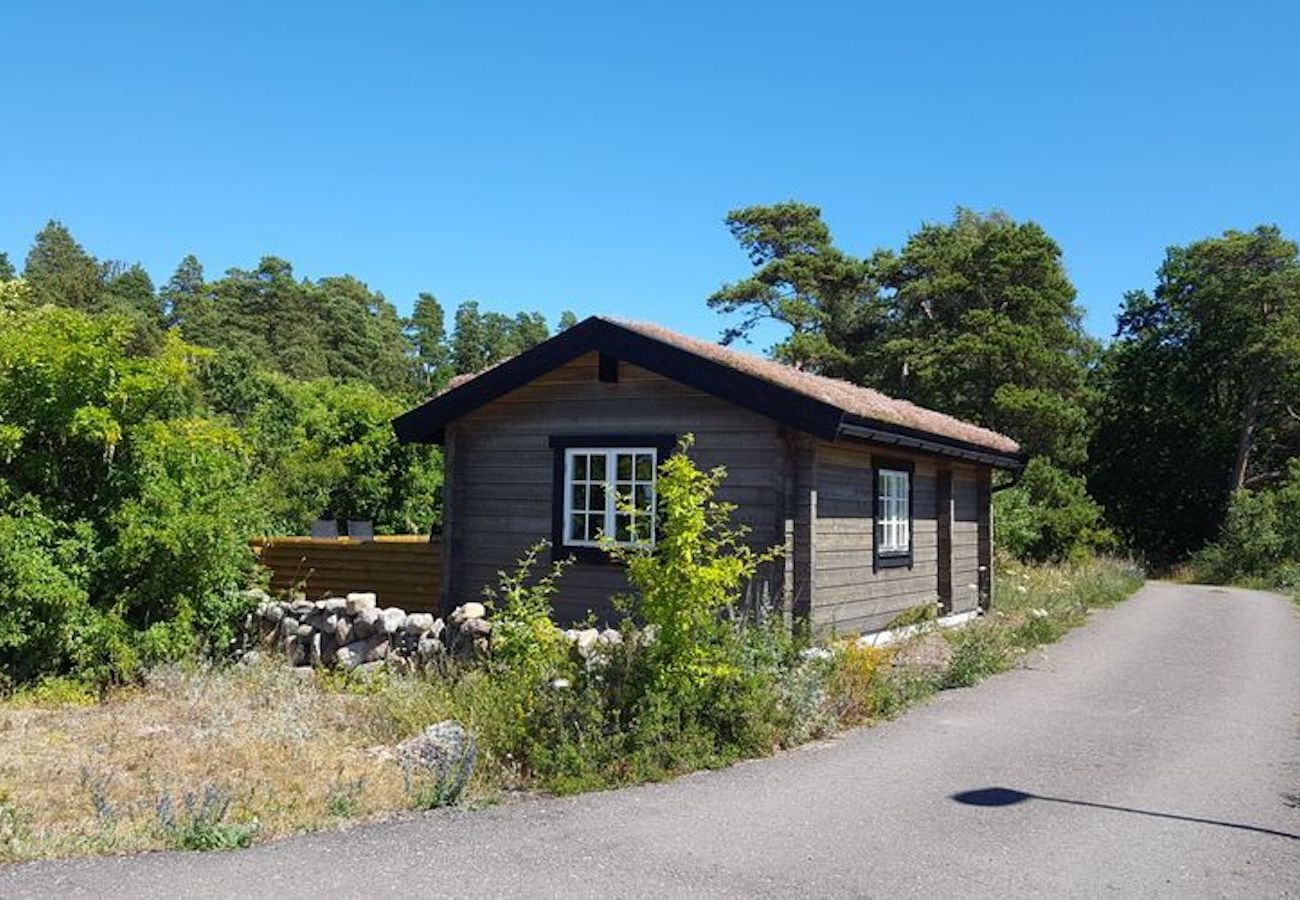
[394,317,1026,635]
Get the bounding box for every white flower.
[550,678,571,690]
[800,647,833,662]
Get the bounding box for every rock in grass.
[346,592,377,615]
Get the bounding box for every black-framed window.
[873,458,914,570]
[549,434,676,562]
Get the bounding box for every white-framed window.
[562,447,658,547]
[877,468,911,554]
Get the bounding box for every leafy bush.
[1191,460,1300,586]
[615,435,780,692]
[994,458,1114,563]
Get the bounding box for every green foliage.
[240,377,442,534]
[993,458,1113,562]
[154,783,258,851]
[615,436,780,692]
[708,201,881,372]
[1091,226,1300,564]
[1191,461,1300,588]
[23,220,103,312]
[483,542,570,683]
[325,776,367,818]
[712,205,1100,563]
[0,500,98,684]
[0,790,31,862]
[451,300,552,374]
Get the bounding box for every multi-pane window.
[877,468,911,554]
[563,448,657,547]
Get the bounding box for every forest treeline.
[706,203,1300,579]
[0,222,570,684]
[2,208,1297,686]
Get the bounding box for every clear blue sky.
[2,1,1296,346]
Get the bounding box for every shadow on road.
[950,787,1300,842]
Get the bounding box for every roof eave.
[836,418,1027,470]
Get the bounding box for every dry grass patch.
[0,663,470,861]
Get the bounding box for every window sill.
[874,552,913,571]
[552,545,632,565]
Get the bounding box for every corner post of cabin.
[976,467,993,610]
[936,468,954,614]
[780,430,817,633]
[440,425,460,617]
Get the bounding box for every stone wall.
[246,591,491,672]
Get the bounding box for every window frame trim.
[549,434,677,563]
[873,456,915,571]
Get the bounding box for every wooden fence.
[250,535,442,614]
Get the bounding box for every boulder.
[573,628,599,658]
[336,634,390,670]
[354,608,382,638]
[334,617,353,645]
[597,628,623,648]
[380,607,407,635]
[290,599,316,618]
[395,720,476,806]
[459,617,492,638]
[345,592,378,615]
[450,602,486,626]
[417,633,445,660]
[283,635,308,667]
[279,616,300,639]
[294,623,314,639]
[262,603,286,625]
[309,632,324,667]
[404,613,435,634]
[322,596,348,613]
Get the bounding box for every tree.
[407,292,450,390]
[163,254,217,339]
[558,310,579,330]
[0,252,15,282]
[23,220,102,311]
[451,300,551,374]
[707,202,882,372]
[100,262,162,323]
[872,209,1096,467]
[1090,226,1300,563]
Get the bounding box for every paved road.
[4,582,1299,898]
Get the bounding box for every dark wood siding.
[444,352,787,624]
[811,441,943,635]
[952,467,982,614]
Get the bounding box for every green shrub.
[154,783,258,851]
[994,458,1114,563]
[1192,460,1300,586]
[942,626,1013,687]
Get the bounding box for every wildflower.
[550,678,571,690]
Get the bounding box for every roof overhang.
[393,317,1026,470]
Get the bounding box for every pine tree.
[23,220,102,310]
